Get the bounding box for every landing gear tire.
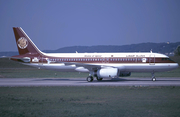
[87,76,93,82]
[96,77,103,81]
[152,77,156,82]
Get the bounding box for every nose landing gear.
[151,72,156,81]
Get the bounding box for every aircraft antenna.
[150,49,152,53]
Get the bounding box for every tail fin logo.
[17,37,28,49]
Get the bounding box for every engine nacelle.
[119,72,131,77]
[97,68,119,78]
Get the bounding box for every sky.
[0,0,180,52]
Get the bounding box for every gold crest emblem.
[17,37,28,49]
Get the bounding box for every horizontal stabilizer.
[10,57,31,63]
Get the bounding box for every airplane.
[10,27,179,82]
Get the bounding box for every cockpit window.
[168,58,174,62]
[162,58,174,62]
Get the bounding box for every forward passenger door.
[149,54,155,65]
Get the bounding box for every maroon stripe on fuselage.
[33,56,175,64]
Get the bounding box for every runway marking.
[0,78,180,87]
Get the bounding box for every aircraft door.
[149,54,155,65]
[38,55,47,68]
[38,55,43,66]
[106,58,109,63]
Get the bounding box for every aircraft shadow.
[33,78,180,82]
[92,78,144,82]
[33,78,84,81]
[92,78,180,82]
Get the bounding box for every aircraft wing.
[55,61,109,71]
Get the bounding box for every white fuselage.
[25,52,178,73]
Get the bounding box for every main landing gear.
[151,72,156,81]
[86,76,103,82]
[87,76,93,82]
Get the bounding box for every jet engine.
[119,72,131,77]
[97,68,119,78]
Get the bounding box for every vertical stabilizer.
[13,27,43,55]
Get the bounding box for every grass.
[0,86,180,117]
[0,58,180,78]
[130,67,180,78]
[0,69,88,78]
[0,58,180,117]
[0,58,88,78]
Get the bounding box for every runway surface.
[0,77,180,86]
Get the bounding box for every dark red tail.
[13,27,43,55]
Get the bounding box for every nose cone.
[174,63,179,69]
[171,63,179,70]
[167,63,179,72]
[170,58,179,69]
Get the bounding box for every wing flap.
[54,61,103,71]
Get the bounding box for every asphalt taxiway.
[0,77,180,86]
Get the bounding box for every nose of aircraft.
[171,59,179,69]
[172,63,179,69]
[175,63,179,68]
